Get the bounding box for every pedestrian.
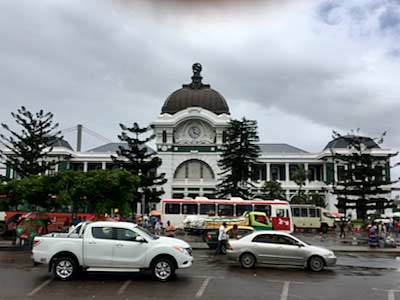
[368,222,378,247]
[393,219,399,238]
[214,222,227,256]
[154,220,162,236]
[230,224,239,239]
[165,220,176,237]
[339,219,345,239]
[347,220,353,235]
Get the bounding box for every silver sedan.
[227,231,336,272]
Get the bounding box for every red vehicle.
[0,211,95,236]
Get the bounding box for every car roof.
[245,230,293,239]
[89,221,137,228]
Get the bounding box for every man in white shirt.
[214,222,227,256]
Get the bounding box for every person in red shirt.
[393,219,399,238]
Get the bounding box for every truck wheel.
[308,256,325,272]
[0,222,6,236]
[53,257,76,280]
[152,258,175,282]
[320,224,328,234]
[240,253,256,269]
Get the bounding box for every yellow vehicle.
[206,225,254,251]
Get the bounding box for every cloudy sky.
[1,0,399,160]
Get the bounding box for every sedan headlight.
[326,251,335,257]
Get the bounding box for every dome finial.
[190,62,205,89]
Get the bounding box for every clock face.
[188,126,201,139]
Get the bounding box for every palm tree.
[261,180,284,199]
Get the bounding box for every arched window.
[174,159,215,180]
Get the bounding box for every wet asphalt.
[1,249,400,300]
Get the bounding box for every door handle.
[116,244,124,247]
[88,241,96,245]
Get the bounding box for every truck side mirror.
[135,236,147,243]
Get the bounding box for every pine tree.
[112,122,167,213]
[217,118,261,199]
[0,106,62,178]
[330,131,397,220]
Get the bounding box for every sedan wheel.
[308,256,325,272]
[240,253,256,269]
[153,259,175,281]
[54,258,76,280]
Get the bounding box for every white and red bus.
[160,197,293,232]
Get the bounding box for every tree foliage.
[261,180,285,200]
[217,118,261,199]
[112,122,167,213]
[329,130,397,220]
[0,170,139,215]
[291,165,309,198]
[0,106,62,178]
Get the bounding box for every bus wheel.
[320,224,328,234]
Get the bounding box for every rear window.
[252,234,274,243]
[254,205,271,215]
[92,227,113,240]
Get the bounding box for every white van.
[290,205,335,233]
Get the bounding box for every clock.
[188,126,201,139]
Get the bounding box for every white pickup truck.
[32,221,193,281]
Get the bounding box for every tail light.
[33,239,41,247]
[207,234,212,241]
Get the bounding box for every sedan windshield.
[135,226,159,240]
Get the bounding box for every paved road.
[2,250,400,300]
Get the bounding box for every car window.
[273,235,297,245]
[92,227,113,240]
[114,228,139,241]
[238,229,252,237]
[252,234,274,243]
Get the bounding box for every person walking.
[339,219,346,239]
[165,221,176,237]
[214,222,227,256]
[154,220,162,236]
[393,219,399,238]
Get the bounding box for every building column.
[102,162,106,170]
[334,163,338,183]
[285,190,290,201]
[285,163,290,182]
[83,162,88,172]
[323,163,327,182]
[305,163,309,185]
[266,163,270,181]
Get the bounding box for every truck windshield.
[136,226,159,240]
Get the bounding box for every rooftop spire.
[183,62,210,89]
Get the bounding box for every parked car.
[32,221,193,281]
[227,231,336,272]
[206,225,254,252]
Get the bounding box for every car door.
[84,226,114,267]
[112,228,149,268]
[272,235,306,266]
[251,233,279,264]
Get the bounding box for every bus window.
[316,209,321,217]
[300,208,308,217]
[292,207,300,217]
[165,203,180,214]
[217,204,234,216]
[200,204,215,215]
[254,205,271,215]
[182,204,198,215]
[309,208,317,217]
[236,204,253,216]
